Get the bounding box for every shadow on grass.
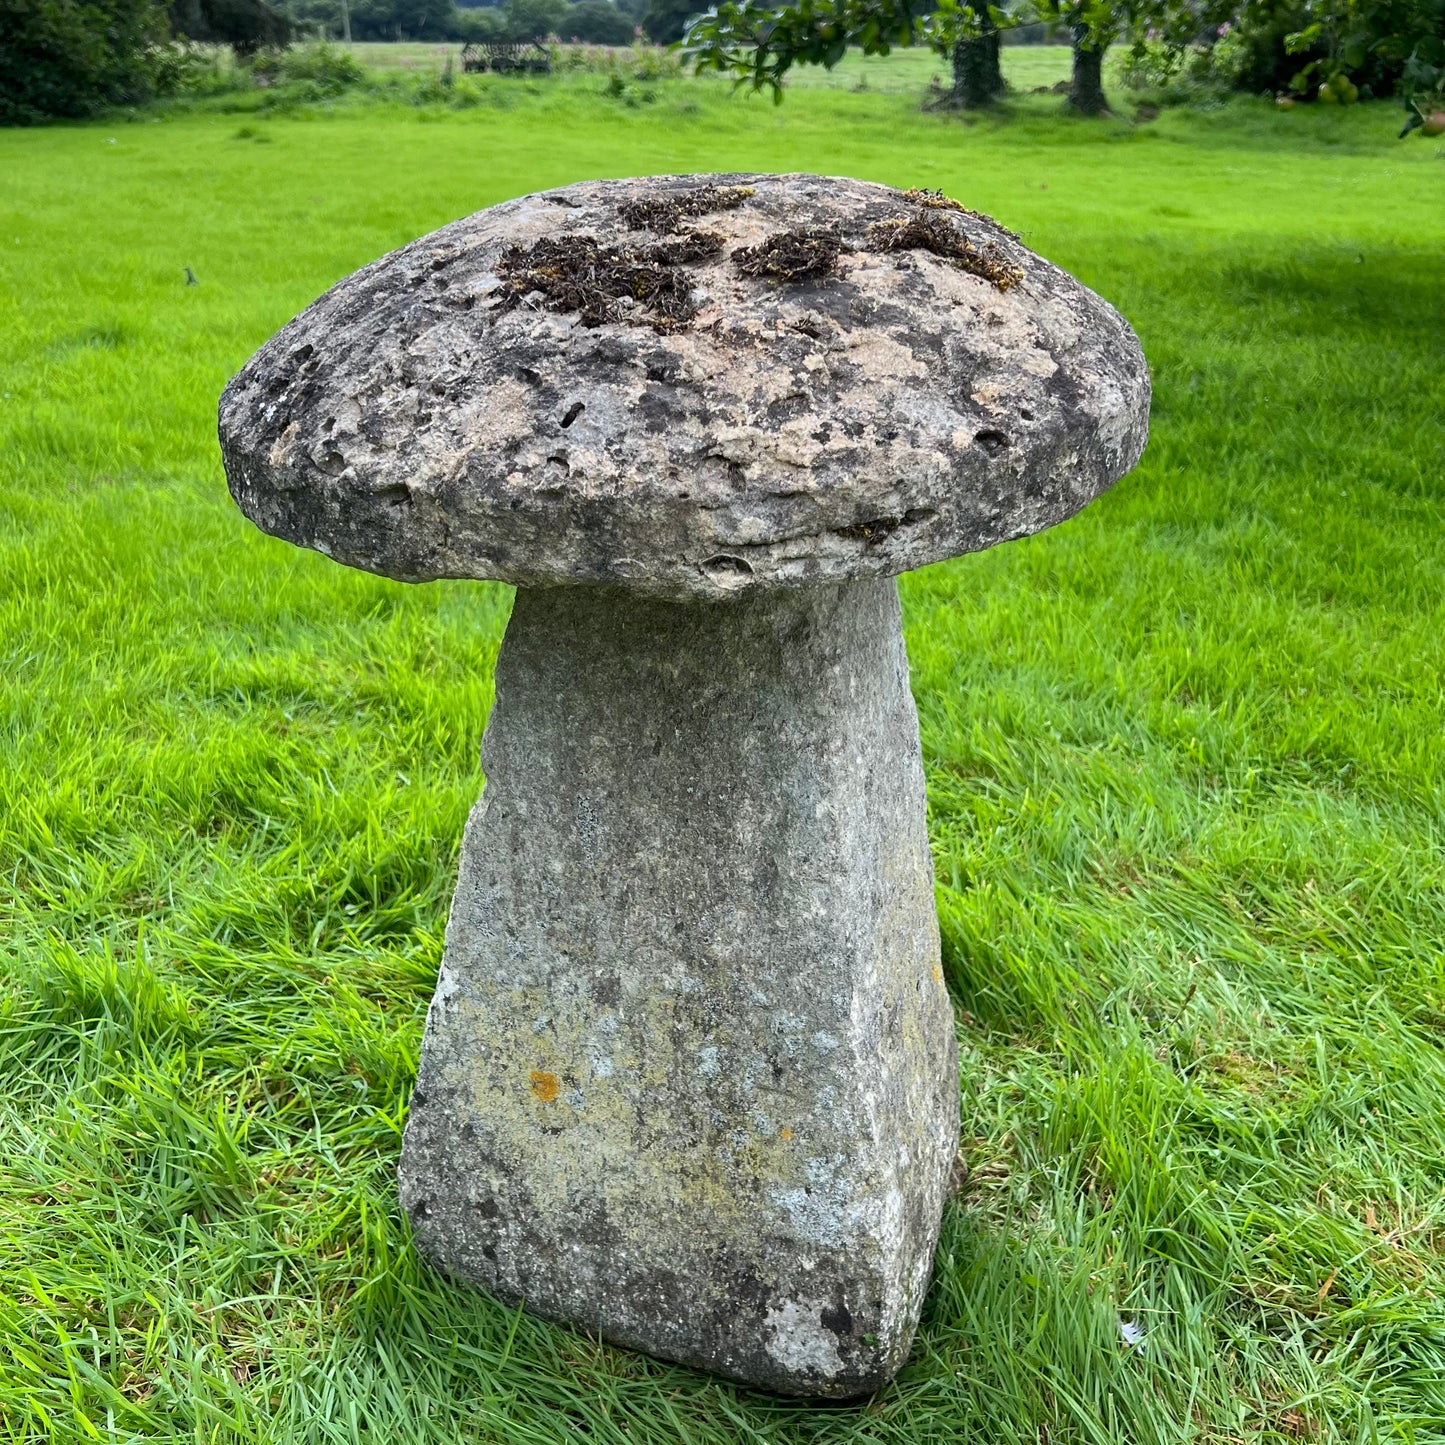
[1221,249,1443,339]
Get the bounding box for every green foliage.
[495,0,567,36]
[1399,54,1445,126]
[252,39,368,88]
[679,0,1202,107]
[680,0,1436,126]
[3,68,1445,1441]
[0,0,176,123]
[1220,0,1443,110]
[452,4,508,37]
[684,0,936,94]
[348,0,462,39]
[642,0,701,42]
[1116,30,1250,99]
[168,0,293,54]
[563,0,636,42]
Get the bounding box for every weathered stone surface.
[220,171,1153,1397]
[220,172,1149,602]
[398,578,959,1397]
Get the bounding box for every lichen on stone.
[866,208,1025,293]
[493,230,725,329]
[618,183,756,234]
[899,187,966,212]
[732,227,843,282]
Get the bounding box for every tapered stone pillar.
[399,579,956,1395]
[219,172,1149,1395]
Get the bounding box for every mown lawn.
[2,56,1444,1445]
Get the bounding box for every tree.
[686,0,955,95]
[1021,0,1129,115]
[169,0,292,53]
[942,0,1004,106]
[564,0,635,41]
[1014,0,1173,114]
[1227,0,1444,108]
[685,0,1093,110]
[684,0,1247,114]
[0,0,174,123]
[347,0,458,37]
[498,0,566,36]
[644,0,702,43]
[1399,22,1445,130]
[1068,16,1107,110]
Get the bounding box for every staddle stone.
[403,578,952,1395]
[218,172,1150,1397]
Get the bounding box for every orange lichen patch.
[932,965,943,983]
[779,1127,795,1141]
[529,1070,560,1103]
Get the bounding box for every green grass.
[3,57,1444,1445]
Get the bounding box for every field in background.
[348,40,468,69]
[366,40,1077,92]
[210,39,1075,92]
[2,64,1445,1445]
[756,43,1075,91]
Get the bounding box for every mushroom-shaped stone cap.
[220,172,1149,601]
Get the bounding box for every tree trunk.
[985,24,1003,97]
[950,1,1003,107]
[1068,23,1108,115]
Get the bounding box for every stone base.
[399,578,958,1397]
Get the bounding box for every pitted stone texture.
[220,172,1150,602]
[398,579,959,1397]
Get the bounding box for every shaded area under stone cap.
[219,172,1150,601]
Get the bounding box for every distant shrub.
[628,34,678,75]
[272,39,367,89]
[0,0,177,123]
